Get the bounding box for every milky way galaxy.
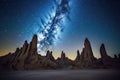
[37,0,71,52]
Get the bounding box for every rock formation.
[75,50,80,62]
[12,35,41,70]
[12,41,29,70]
[24,35,40,70]
[40,50,57,69]
[0,35,120,70]
[46,50,55,61]
[0,35,42,70]
[100,44,120,68]
[0,52,12,70]
[56,51,73,69]
[61,51,66,60]
[119,54,120,59]
[100,44,113,66]
[114,54,117,59]
[80,38,96,67]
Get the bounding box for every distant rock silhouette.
[100,44,113,65]
[114,54,117,59]
[75,50,80,62]
[46,50,55,61]
[119,54,120,59]
[56,51,73,69]
[61,51,66,60]
[0,52,12,70]
[100,44,120,68]
[40,50,57,69]
[0,35,120,70]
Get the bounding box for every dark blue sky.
[0,0,120,59]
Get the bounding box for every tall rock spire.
[84,38,94,58]
[100,44,109,59]
[61,51,66,60]
[75,50,80,61]
[100,43,112,65]
[12,34,40,70]
[24,34,40,69]
[80,38,95,67]
[31,34,37,52]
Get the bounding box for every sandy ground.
[0,69,120,80]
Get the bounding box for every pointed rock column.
[12,40,28,70]
[80,38,95,67]
[61,51,66,60]
[75,50,80,62]
[40,50,56,69]
[100,43,112,65]
[24,34,39,69]
[46,50,55,61]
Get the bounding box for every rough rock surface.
[80,38,96,68]
[0,35,41,70]
[40,50,57,69]
[0,35,120,70]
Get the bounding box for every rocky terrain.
[0,34,120,70]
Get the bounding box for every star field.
[0,0,120,59]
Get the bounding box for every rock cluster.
[100,44,120,68]
[39,50,57,69]
[56,51,73,69]
[0,35,120,70]
[0,35,41,70]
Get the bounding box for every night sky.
[0,0,120,59]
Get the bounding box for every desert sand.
[0,69,120,80]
